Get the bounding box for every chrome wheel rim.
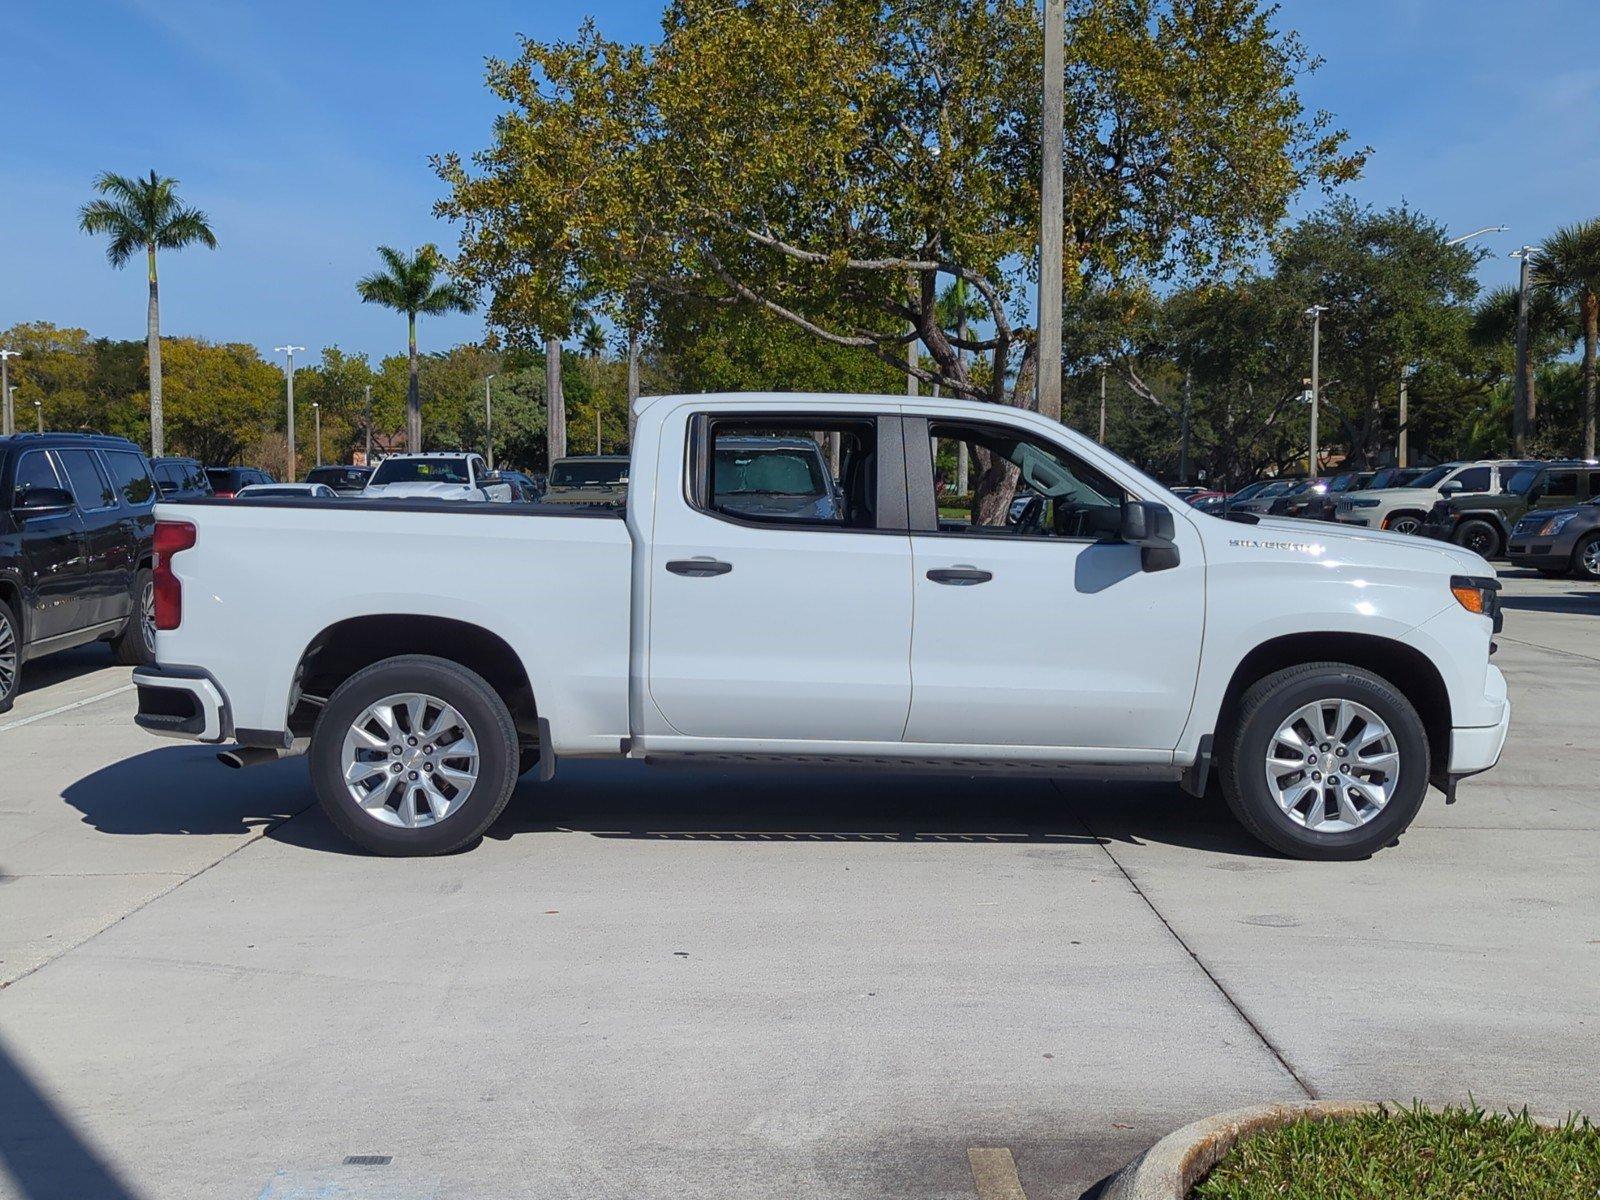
[340,692,480,828]
[1582,539,1600,575]
[1388,516,1421,535]
[139,581,156,656]
[0,611,15,698]
[1264,698,1399,833]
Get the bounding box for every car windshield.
[370,458,470,485]
[1409,466,1452,489]
[1258,480,1295,498]
[550,460,628,487]
[713,446,827,497]
[1507,467,1542,495]
[1229,481,1269,501]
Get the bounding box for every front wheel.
[309,655,520,856]
[1218,663,1430,860]
[1385,513,1424,536]
[1572,533,1600,581]
[1452,519,1501,559]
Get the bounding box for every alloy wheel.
[1581,538,1600,577]
[0,611,15,699]
[140,581,156,657]
[1263,698,1400,833]
[340,692,480,828]
[1387,515,1421,535]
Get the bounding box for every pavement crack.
[1053,782,1318,1101]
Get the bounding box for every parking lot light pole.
[1304,305,1328,479]
[363,385,373,465]
[484,374,495,470]
[275,345,304,480]
[1510,246,1539,456]
[0,348,18,437]
[1037,0,1065,421]
[5,386,15,436]
[313,402,322,466]
[33,397,42,433]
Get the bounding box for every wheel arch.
[290,614,539,752]
[0,572,24,642]
[1214,632,1451,777]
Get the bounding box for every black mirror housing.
[13,486,75,518]
[1120,499,1179,572]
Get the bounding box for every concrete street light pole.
[364,385,373,465]
[0,349,19,437]
[33,398,43,433]
[1510,246,1539,456]
[484,374,496,470]
[275,345,304,480]
[313,402,322,467]
[1098,364,1107,445]
[1037,0,1065,421]
[1305,305,1328,479]
[5,387,15,437]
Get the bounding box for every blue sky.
[3,0,1597,366]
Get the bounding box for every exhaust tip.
[217,746,280,769]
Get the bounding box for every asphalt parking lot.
[1,569,1596,1200]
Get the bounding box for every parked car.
[498,470,541,503]
[0,433,160,708]
[205,466,275,498]
[1334,460,1529,536]
[1275,471,1375,522]
[1506,496,1600,579]
[236,483,340,500]
[304,465,374,494]
[150,456,213,500]
[362,453,512,503]
[542,455,631,507]
[1420,460,1598,558]
[1229,478,1303,515]
[135,391,1508,863]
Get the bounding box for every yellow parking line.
[967,1147,1028,1200]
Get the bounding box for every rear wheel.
[0,598,19,713]
[1218,663,1430,861]
[310,655,519,856]
[110,569,156,666]
[1452,519,1501,559]
[1572,532,1600,581]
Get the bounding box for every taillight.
[214,491,235,500]
[153,520,197,630]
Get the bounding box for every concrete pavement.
[0,570,1596,1199]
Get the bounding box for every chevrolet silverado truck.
[133,392,1511,861]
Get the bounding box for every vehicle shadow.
[59,744,311,837]
[1499,590,1599,616]
[266,758,1274,859]
[0,1035,146,1200]
[15,643,119,697]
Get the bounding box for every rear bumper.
[1448,664,1510,776]
[133,666,231,744]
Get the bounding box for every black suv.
[205,466,275,498]
[150,456,214,500]
[0,434,159,709]
[304,464,373,494]
[1421,461,1600,558]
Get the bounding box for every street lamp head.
[1304,303,1328,319]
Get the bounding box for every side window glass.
[104,451,156,506]
[927,420,1125,539]
[1545,471,1578,502]
[12,452,61,507]
[56,449,117,511]
[1454,466,1490,492]
[700,418,873,528]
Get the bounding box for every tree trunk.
[1585,292,1598,459]
[969,344,1037,525]
[546,335,566,466]
[626,327,641,446]
[406,314,422,453]
[147,244,164,457]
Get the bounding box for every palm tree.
[1536,221,1600,457]
[356,245,474,452]
[78,170,217,457]
[1471,285,1578,448]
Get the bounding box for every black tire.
[0,597,19,714]
[1384,512,1425,535]
[1571,532,1600,581]
[309,654,520,856]
[110,569,156,666]
[1218,663,1430,861]
[1452,519,1501,559]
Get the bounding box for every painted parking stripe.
[967,1147,1028,1200]
[0,683,135,733]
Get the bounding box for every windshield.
[1258,480,1296,498]
[370,457,470,485]
[1229,481,1269,501]
[714,446,827,497]
[1408,466,1452,489]
[550,460,628,487]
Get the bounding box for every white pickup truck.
[133,392,1510,860]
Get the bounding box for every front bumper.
[1506,543,1567,570]
[1448,664,1510,776]
[1334,513,1375,528]
[133,666,231,743]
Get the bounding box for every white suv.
[1334,461,1524,535]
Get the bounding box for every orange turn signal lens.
[1451,584,1486,615]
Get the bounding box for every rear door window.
[55,449,118,511]
[102,451,156,506]
[1543,471,1579,505]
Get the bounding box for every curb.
[1097,1101,1381,1200]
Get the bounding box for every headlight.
[1538,514,1575,536]
[1349,498,1381,508]
[1450,574,1502,629]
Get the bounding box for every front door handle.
[926,567,992,586]
[666,557,733,577]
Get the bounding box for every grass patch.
[1192,1104,1600,1199]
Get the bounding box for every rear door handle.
[666,557,733,577]
[926,567,992,585]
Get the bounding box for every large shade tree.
[78,170,217,456]
[356,245,475,452]
[1536,220,1600,457]
[437,0,1362,520]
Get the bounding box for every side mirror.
[1440,481,1463,496]
[1120,499,1179,572]
[13,486,75,518]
